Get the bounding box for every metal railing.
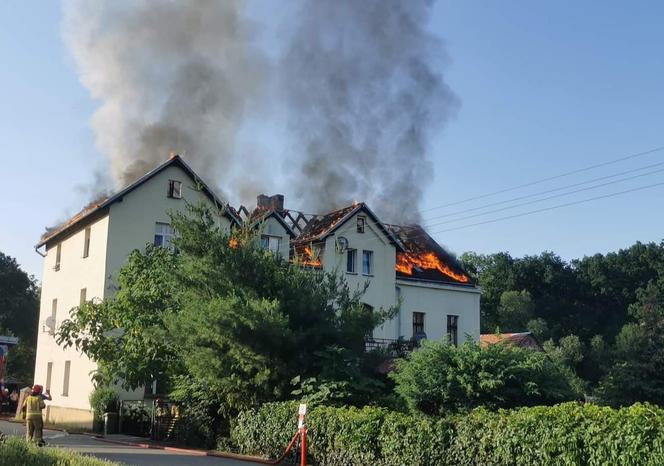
[365,337,416,357]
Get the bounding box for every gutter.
[34,244,46,258]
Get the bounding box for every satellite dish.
[336,236,349,252]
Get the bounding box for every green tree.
[58,203,391,441]
[596,278,664,406]
[390,340,579,415]
[58,245,181,389]
[0,252,40,382]
[497,290,533,331]
[526,317,549,341]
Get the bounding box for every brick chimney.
[257,194,285,212]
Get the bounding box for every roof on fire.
[294,202,405,252]
[389,224,473,286]
[36,155,241,248]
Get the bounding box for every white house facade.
[34,155,480,429]
[33,156,239,428]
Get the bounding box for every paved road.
[0,420,260,466]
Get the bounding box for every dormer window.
[168,180,182,199]
[357,216,366,233]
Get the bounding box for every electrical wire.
[429,180,664,235]
[422,160,664,224]
[420,145,664,213]
[424,166,664,228]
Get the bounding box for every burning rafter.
[389,224,470,284]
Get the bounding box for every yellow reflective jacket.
[23,395,45,419]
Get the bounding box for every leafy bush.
[89,386,119,419]
[0,436,119,466]
[231,401,664,466]
[390,340,580,414]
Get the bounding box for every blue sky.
[1,1,663,280]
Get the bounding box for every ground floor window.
[413,312,425,336]
[62,360,71,397]
[447,315,459,346]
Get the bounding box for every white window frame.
[346,249,357,274]
[54,243,61,271]
[83,226,91,258]
[362,250,373,275]
[357,216,366,233]
[168,180,182,199]
[62,360,71,397]
[260,235,282,255]
[447,314,459,346]
[154,223,176,249]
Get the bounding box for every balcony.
[364,337,416,357]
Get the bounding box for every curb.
[92,436,270,462]
[92,436,208,456]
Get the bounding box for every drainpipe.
[395,286,402,339]
[34,245,46,258]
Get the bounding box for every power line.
[421,145,664,213]
[331,179,664,250]
[422,160,664,224]
[424,167,664,228]
[428,180,664,235]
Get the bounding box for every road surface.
[0,419,261,466]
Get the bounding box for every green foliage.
[461,242,664,393]
[390,340,579,415]
[57,245,181,389]
[497,290,533,332]
[0,252,39,382]
[231,401,664,466]
[89,386,119,419]
[596,278,664,406]
[0,436,119,466]
[526,317,550,341]
[57,202,391,442]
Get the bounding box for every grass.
[0,435,120,466]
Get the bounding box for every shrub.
[230,401,664,466]
[89,386,119,419]
[390,340,580,414]
[0,436,119,466]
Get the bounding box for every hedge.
[231,402,664,465]
[0,436,119,466]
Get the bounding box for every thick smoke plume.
[63,0,265,191]
[64,0,456,224]
[282,0,458,223]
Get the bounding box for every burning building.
[33,156,479,429]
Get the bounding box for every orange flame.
[396,252,469,283]
[299,246,322,267]
[229,238,239,249]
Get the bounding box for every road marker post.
[298,403,307,466]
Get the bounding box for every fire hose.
[248,427,308,465]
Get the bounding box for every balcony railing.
[365,337,416,357]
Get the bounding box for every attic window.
[357,216,366,233]
[168,180,182,199]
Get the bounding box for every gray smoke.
[63,0,266,192]
[64,0,456,223]
[282,0,458,223]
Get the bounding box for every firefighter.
[22,384,46,445]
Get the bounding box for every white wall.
[397,279,480,343]
[104,164,233,291]
[319,211,398,339]
[33,214,109,411]
[257,215,291,258]
[35,163,234,418]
